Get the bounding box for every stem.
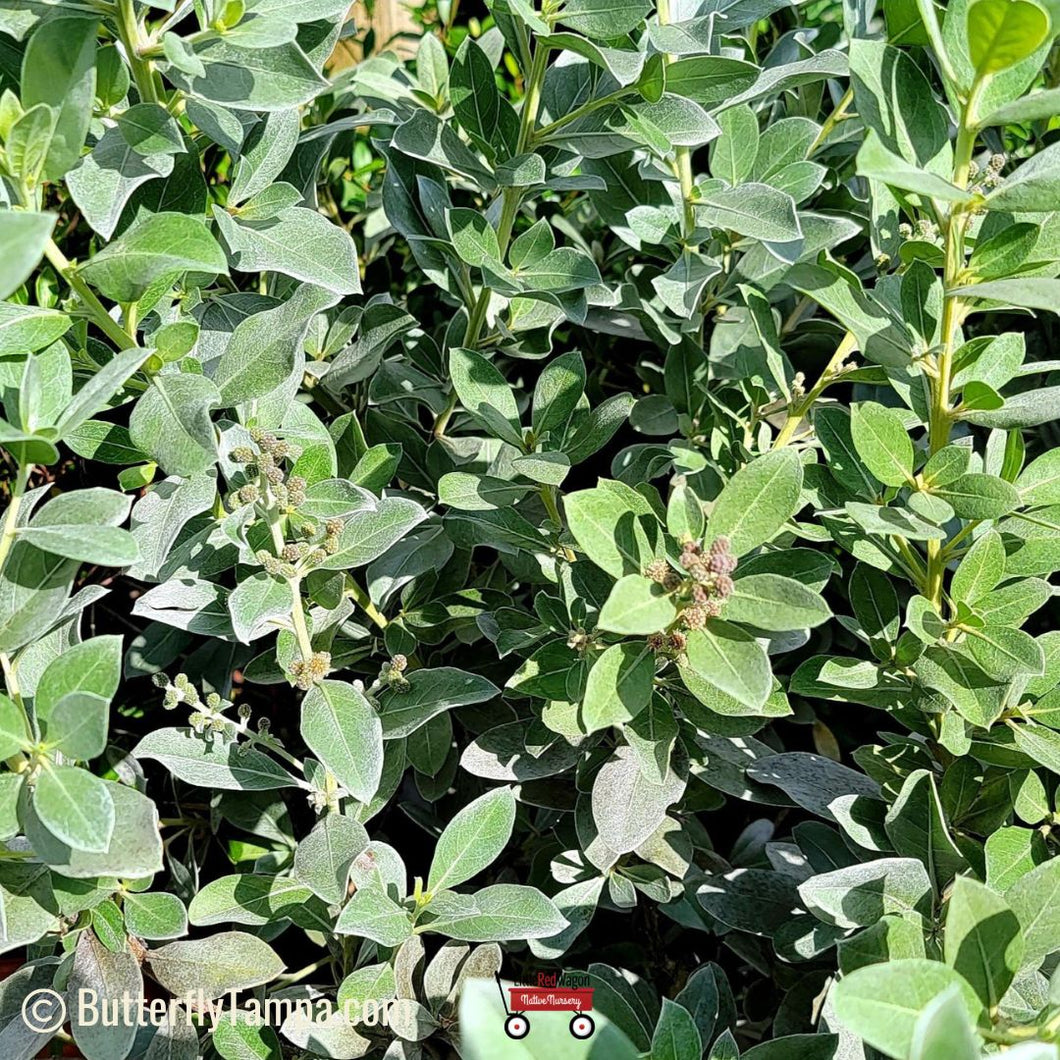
[541,486,576,562]
[43,240,138,350]
[532,87,637,141]
[0,462,30,573]
[116,0,159,104]
[345,577,388,628]
[808,86,854,155]
[772,331,857,449]
[289,577,314,663]
[435,32,549,436]
[656,0,696,244]
[924,81,982,607]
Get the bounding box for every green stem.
[532,86,636,141]
[772,331,857,449]
[924,80,983,608]
[808,86,854,154]
[541,485,576,562]
[435,32,549,437]
[0,651,30,728]
[345,577,388,629]
[656,0,696,245]
[288,577,314,663]
[116,0,159,104]
[43,240,138,350]
[0,462,31,574]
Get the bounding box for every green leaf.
[438,472,533,511]
[849,39,947,169]
[378,667,499,738]
[651,999,703,1060]
[908,986,981,1060]
[449,347,523,446]
[427,787,516,894]
[556,0,652,36]
[582,641,655,733]
[933,473,1019,519]
[21,17,96,181]
[968,0,1050,76]
[133,727,299,790]
[214,206,362,295]
[335,882,413,945]
[33,764,115,853]
[449,38,518,160]
[833,959,982,1059]
[189,874,314,926]
[680,621,771,711]
[148,932,285,1000]
[122,891,189,941]
[164,39,328,111]
[214,283,339,405]
[0,692,30,758]
[422,884,567,941]
[708,448,803,555]
[799,857,932,928]
[318,495,428,569]
[943,876,1023,1009]
[665,56,760,106]
[697,183,802,243]
[598,574,679,635]
[857,130,973,203]
[0,211,55,299]
[564,483,658,578]
[129,373,220,477]
[884,769,968,891]
[448,208,502,267]
[293,813,369,905]
[26,779,161,879]
[967,624,1044,679]
[56,346,151,435]
[227,572,291,644]
[951,528,1005,604]
[723,573,831,631]
[213,1015,284,1060]
[532,350,586,439]
[301,680,383,803]
[1017,448,1060,506]
[851,401,915,487]
[592,745,685,853]
[1006,856,1060,966]
[78,212,228,303]
[69,929,141,1060]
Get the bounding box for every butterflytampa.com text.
[22,986,414,1033]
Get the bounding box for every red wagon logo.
[495,973,595,1039]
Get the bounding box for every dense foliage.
[4,0,1060,1057]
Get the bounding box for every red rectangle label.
[508,987,594,1012]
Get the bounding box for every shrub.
[2,0,1060,1057]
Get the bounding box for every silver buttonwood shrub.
[2,0,1060,1058]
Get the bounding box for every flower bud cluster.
[645,535,738,632]
[898,218,941,244]
[289,651,332,690]
[153,673,239,744]
[379,653,410,692]
[969,153,1006,193]
[648,630,688,655]
[228,429,306,512]
[232,434,347,578]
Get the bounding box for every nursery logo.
[494,971,595,1040]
